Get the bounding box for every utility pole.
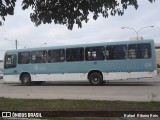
[0,21,2,26]
[15,40,18,49]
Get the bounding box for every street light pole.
[121,26,154,40]
[40,43,47,47]
[15,40,17,49]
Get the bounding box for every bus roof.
[5,39,154,53]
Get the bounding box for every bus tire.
[33,81,44,85]
[89,72,103,86]
[21,74,31,86]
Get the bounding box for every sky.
[0,1,160,60]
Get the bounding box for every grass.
[0,97,160,111]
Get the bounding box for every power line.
[1,38,18,49]
[15,40,17,49]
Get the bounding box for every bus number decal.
[145,63,152,67]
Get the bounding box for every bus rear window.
[4,54,17,69]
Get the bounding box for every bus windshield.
[4,54,17,69]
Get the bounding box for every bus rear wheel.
[21,74,31,86]
[89,72,103,86]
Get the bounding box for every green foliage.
[0,0,155,30]
[0,0,16,20]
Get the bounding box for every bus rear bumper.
[153,70,158,77]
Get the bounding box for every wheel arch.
[87,70,103,80]
[19,72,31,81]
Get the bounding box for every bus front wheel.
[89,72,103,86]
[21,74,31,86]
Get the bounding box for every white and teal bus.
[3,39,157,85]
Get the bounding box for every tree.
[0,0,16,20]
[0,0,155,30]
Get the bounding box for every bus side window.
[105,50,109,59]
[66,48,84,62]
[129,49,136,59]
[48,49,65,63]
[142,44,151,59]
[85,46,105,61]
[18,52,30,64]
[106,46,115,60]
[42,51,47,63]
[106,45,127,60]
[128,43,151,59]
[144,49,148,58]
[31,50,47,63]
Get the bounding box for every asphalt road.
[0,76,160,101]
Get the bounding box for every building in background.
[0,60,3,79]
[155,43,160,74]
[155,43,160,68]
